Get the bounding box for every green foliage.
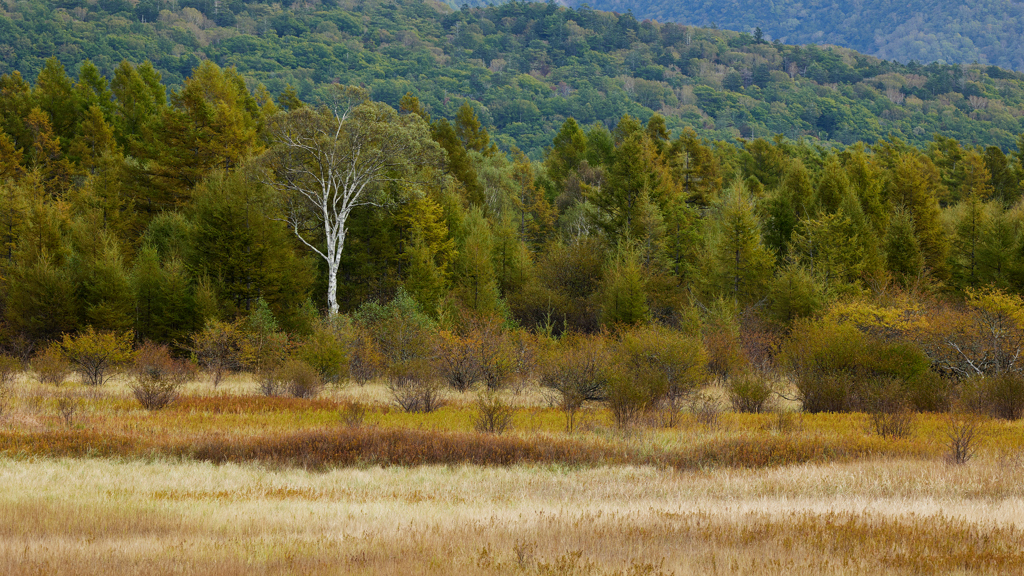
[60,327,134,387]
[780,317,933,413]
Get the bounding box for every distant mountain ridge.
[2,0,1024,155]
[555,0,1024,71]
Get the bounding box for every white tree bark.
[262,88,438,315]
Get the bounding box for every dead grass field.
[1,375,1024,574]
[2,457,1024,575]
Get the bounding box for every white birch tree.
[262,87,439,315]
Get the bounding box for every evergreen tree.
[885,152,949,279]
[600,242,648,326]
[705,181,775,305]
[884,208,925,287]
[453,207,500,315]
[950,193,989,289]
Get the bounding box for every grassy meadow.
[1,374,1024,574]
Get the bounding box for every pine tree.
[600,242,648,326]
[453,208,500,315]
[705,182,775,305]
[883,208,925,287]
[950,193,989,289]
[885,152,949,280]
[544,118,587,189]
[455,102,491,153]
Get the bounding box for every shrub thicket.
[276,358,324,399]
[780,319,934,413]
[190,319,242,387]
[728,372,775,413]
[607,325,708,427]
[294,318,351,385]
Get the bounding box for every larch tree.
[261,86,440,316]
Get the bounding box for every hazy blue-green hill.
[2,0,1024,155]
[561,0,1024,71]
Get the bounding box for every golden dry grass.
[2,457,1024,575]
[2,373,1024,574]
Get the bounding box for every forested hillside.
[2,47,1024,347]
[3,0,1024,156]
[563,0,1024,72]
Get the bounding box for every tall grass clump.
[0,354,17,418]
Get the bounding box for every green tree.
[705,181,775,305]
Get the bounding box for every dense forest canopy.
[555,0,1024,72]
[2,0,1024,157]
[3,0,1024,368]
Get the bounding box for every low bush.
[338,399,367,427]
[612,325,708,428]
[190,319,242,387]
[727,373,774,413]
[976,372,1024,420]
[388,358,445,413]
[474,390,513,434]
[61,327,134,387]
[31,340,71,385]
[780,318,931,413]
[276,358,324,399]
[295,319,350,385]
[130,342,195,410]
[538,333,610,432]
[862,378,915,438]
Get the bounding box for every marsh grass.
[2,458,1024,575]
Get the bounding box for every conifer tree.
[885,152,949,279]
[950,193,989,289]
[884,208,925,287]
[455,102,491,154]
[705,181,775,305]
[453,207,500,315]
[600,242,648,326]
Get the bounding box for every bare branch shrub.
[474,390,513,434]
[389,359,445,413]
[944,406,986,465]
[55,394,79,427]
[61,327,134,387]
[690,391,723,427]
[863,377,915,438]
[130,342,195,410]
[434,330,483,392]
[339,399,367,426]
